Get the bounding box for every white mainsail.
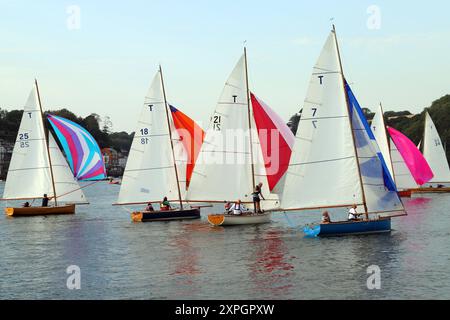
[390,138,417,190]
[49,133,87,204]
[186,54,274,205]
[423,112,450,184]
[3,84,86,204]
[117,71,183,205]
[371,105,394,180]
[3,87,53,200]
[187,55,254,202]
[281,31,363,210]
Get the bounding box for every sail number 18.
[140,128,149,144]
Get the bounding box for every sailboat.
[412,111,450,193]
[281,26,406,237]
[371,104,415,197]
[187,48,293,226]
[2,80,87,216]
[115,66,202,222]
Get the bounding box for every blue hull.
[304,218,391,237]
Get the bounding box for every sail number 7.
[311,108,318,128]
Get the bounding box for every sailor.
[348,204,360,221]
[228,200,246,215]
[42,194,50,207]
[322,211,331,224]
[161,197,171,211]
[23,201,31,208]
[145,202,154,212]
[252,182,265,213]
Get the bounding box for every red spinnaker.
[251,93,294,192]
[170,105,205,188]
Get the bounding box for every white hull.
[207,212,272,226]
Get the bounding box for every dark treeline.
[2,93,450,158]
[0,108,133,152]
[287,94,450,163]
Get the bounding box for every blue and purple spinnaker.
[48,115,107,181]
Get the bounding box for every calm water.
[0,181,449,300]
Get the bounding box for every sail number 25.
[19,133,30,148]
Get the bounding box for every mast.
[35,79,58,207]
[244,47,256,190]
[422,110,428,154]
[332,25,369,219]
[159,65,184,209]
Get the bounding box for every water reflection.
[247,227,295,298]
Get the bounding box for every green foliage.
[0,107,132,152]
[287,94,450,165]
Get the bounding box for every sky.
[1,0,449,132]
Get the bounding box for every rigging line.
[7,166,50,172]
[54,180,100,200]
[14,138,46,142]
[300,115,348,121]
[217,102,247,106]
[124,165,174,172]
[134,133,169,138]
[200,150,251,155]
[289,156,354,166]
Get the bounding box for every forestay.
[281,31,363,210]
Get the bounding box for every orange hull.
[5,204,76,217]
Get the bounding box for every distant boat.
[1,80,87,216]
[186,48,294,226]
[371,104,415,197]
[281,26,406,237]
[412,112,450,193]
[108,178,121,185]
[115,66,203,222]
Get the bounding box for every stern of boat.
[5,207,14,216]
[207,214,225,226]
[131,212,143,222]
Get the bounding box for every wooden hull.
[398,190,412,197]
[304,218,391,237]
[131,208,200,222]
[5,204,76,217]
[411,187,450,194]
[207,212,272,226]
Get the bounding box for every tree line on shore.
[0,108,133,153]
[1,93,450,163]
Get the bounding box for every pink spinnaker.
[387,126,434,185]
